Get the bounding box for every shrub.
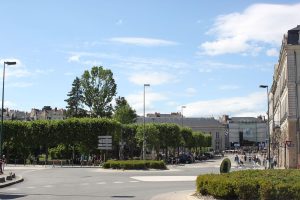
[103,160,166,170]
[197,169,300,200]
[220,158,231,173]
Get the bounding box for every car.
[178,154,193,164]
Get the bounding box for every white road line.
[131,176,197,182]
[129,180,139,183]
[113,181,124,184]
[43,185,53,188]
[96,182,106,184]
[25,186,36,189]
[6,188,18,191]
[80,183,90,186]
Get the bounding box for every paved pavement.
[0,171,23,188]
[0,155,265,200]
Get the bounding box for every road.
[0,156,241,200]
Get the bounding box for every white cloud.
[219,85,240,90]
[68,55,80,62]
[0,58,33,78]
[128,71,178,86]
[198,61,245,72]
[67,51,188,72]
[126,91,168,115]
[110,37,178,47]
[186,87,197,96]
[183,92,266,117]
[266,48,279,57]
[200,3,300,55]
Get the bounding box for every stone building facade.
[220,115,267,150]
[269,25,300,168]
[137,113,226,151]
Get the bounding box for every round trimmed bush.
[220,158,231,173]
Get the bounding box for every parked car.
[196,154,208,161]
[204,152,214,159]
[178,154,193,164]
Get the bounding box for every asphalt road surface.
[0,156,240,200]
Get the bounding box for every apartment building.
[30,106,66,120]
[269,25,300,168]
[220,115,267,150]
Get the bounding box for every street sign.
[98,135,112,150]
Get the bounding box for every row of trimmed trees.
[3,118,211,163]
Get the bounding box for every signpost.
[98,136,112,150]
[98,136,112,162]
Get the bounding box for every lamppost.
[1,61,16,156]
[181,106,186,127]
[143,84,150,160]
[259,85,271,168]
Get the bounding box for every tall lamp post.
[181,106,186,127]
[143,84,150,160]
[259,85,271,169]
[1,61,16,156]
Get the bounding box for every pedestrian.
[0,157,2,175]
[1,155,5,172]
[273,155,277,167]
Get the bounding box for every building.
[30,106,66,120]
[136,112,226,151]
[0,108,29,121]
[220,115,267,150]
[269,25,300,168]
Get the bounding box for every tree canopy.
[80,66,117,117]
[113,96,137,124]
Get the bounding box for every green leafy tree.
[113,96,137,124]
[136,124,159,157]
[65,77,87,117]
[81,66,117,117]
[181,127,194,150]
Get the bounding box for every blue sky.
[1,0,300,118]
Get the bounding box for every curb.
[0,176,24,188]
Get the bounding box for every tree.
[136,124,159,158]
[65,77,86,117]
[113,96,137,124]
[81,66,117,117]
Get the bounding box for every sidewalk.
[0,171,23,188]
[151,190,216,200]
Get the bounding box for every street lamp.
[1,61,16,156]
[259,84,271,169]
[143,83,150,160]
[181,106,186,127]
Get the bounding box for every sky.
[0,0,300,118]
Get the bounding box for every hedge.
[103,160,167,170]
[196,169,300,200]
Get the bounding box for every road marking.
[80,183,90,186]
[43,185,53,188]
[113,181,124,184]
[96,182,106,184]
[131,176,197,182]
[6,188,18,191]
[26,186,36,189]
[129,180,139,183]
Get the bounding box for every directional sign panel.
[98,136,112,150]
